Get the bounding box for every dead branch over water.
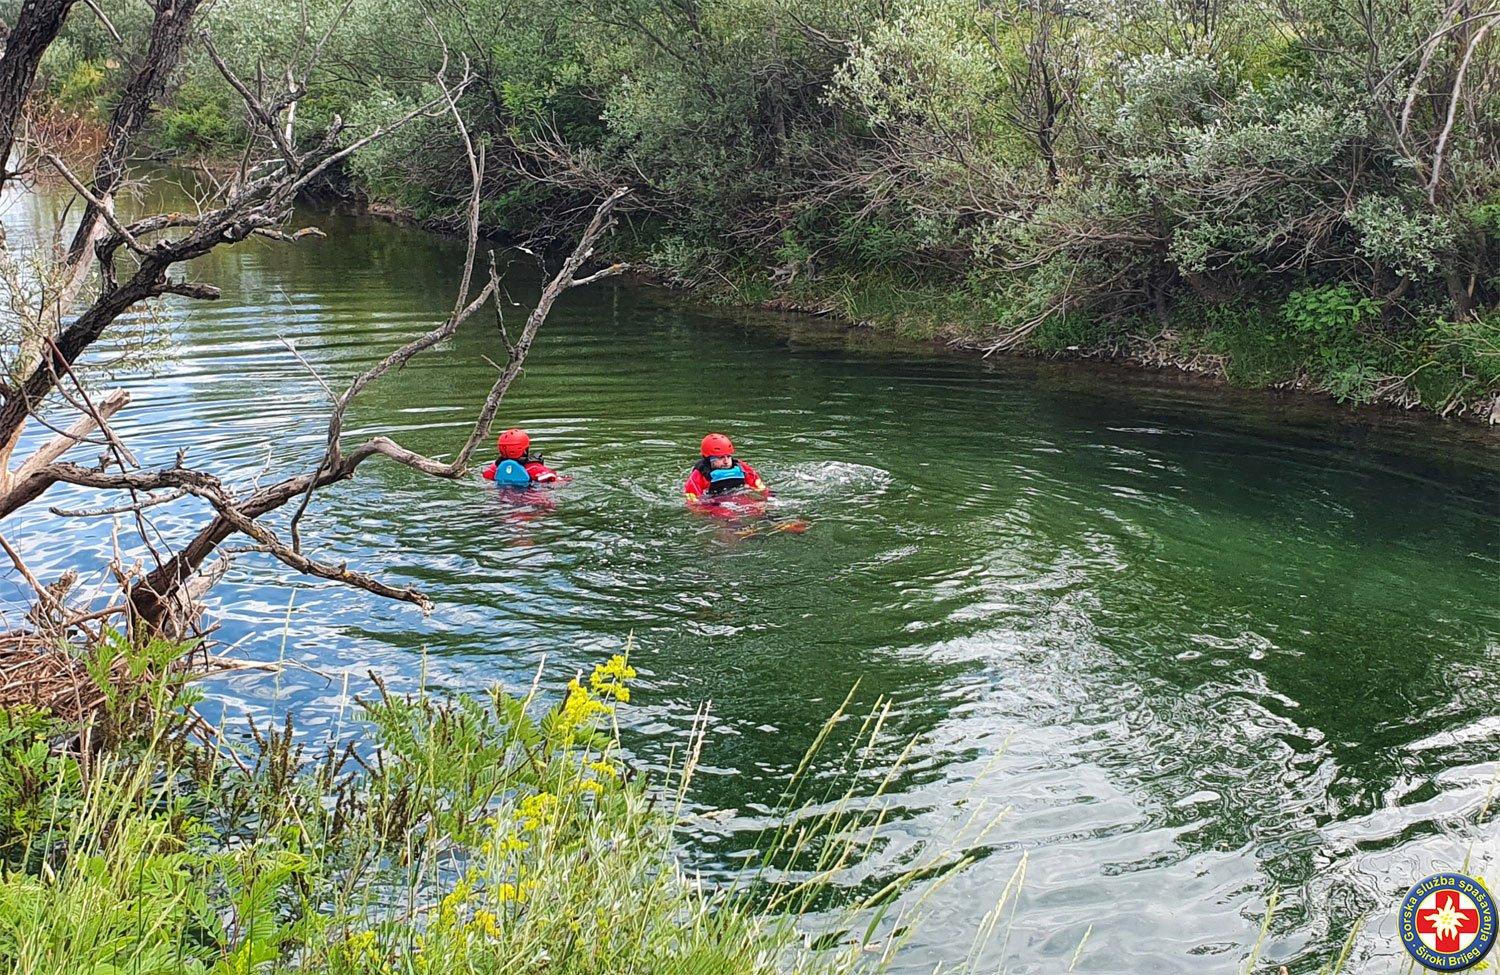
[0,6,629,659]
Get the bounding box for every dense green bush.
[33,38,108,118]
[152,80,237,154]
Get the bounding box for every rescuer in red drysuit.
[481,428,562,487]
[684,433,770,518]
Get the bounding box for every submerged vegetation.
[26,0,1500,417]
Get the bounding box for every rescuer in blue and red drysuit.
[481,429,561,488]
[684,433,770,517]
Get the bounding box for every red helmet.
[497,428,531,459]
[700,433,734,457]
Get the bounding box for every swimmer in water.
[481,428,561,488]
[684,433,769,509]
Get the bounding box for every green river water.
[4,183,1498,973]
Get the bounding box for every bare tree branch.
[37,149,146,254]
[58,0,207,312]
[120,186,630,632]
[2,388,130,498]
[51,488,187,518]
[1428,20,1494,203]
[201,32,300,167]
[79,0,123,46]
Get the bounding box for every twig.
[200,33,300,166]
[50,488,188,518]
[80,0,124,45]
[278,335,339,402]
[0,533,63,617]
[35,149,144,253]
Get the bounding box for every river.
[4,182,1497,974]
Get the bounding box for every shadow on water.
[3,184,1497,973]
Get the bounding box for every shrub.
[53,58,107,116]
[153,81,236,154]
[1275,284,1387,401]
[1401,313,1500,412]
[36,38,108,117]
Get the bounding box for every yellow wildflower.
[334,929,385,968]
[500,834,530,853]
[498,876,540,900]
[586,760,619,779]
[437,880,472,930]
[340,930,379,963]
[589,655,637,702]
[472,909,501,938]
[517,791,557,831]
[580,779,604,794]
[598,654,637,682]
[559,678,614,728]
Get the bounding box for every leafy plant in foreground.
[0,651,1006,974]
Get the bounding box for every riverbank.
[637,262,1500,427]
[30,142,1496,434]
[349,195,1500,430]
[25,0,1499,429]
[29,158,1500,429]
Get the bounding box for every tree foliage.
[28,0,1500,412]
